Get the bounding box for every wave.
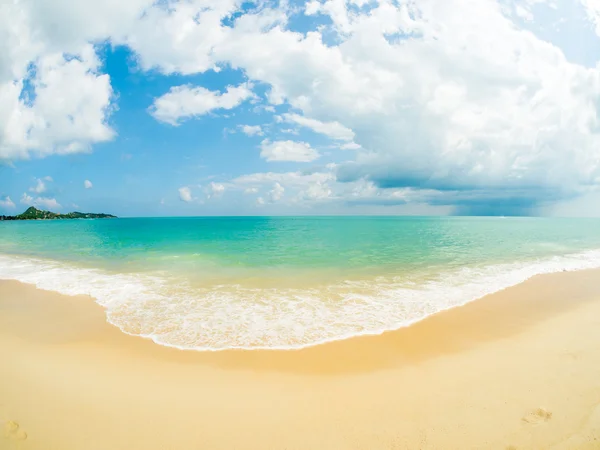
[1,249,600,351]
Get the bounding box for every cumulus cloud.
[234,169,337,205]
[281,113,354,141]
[340,142,361,150]
[240,124,264,136]
[234,170,334,187]
[1,41,115,160]
[118,0,236,75]
[20,192,61,210]
[20,193,34,205]
[84,179,93,189]
[178,186,193,202]
[150,83,254,125]
[29,178,47,194]
[268,182,285,202]
[3,0,600,213]
[206,182,225,199]
[231,168,456,211]
[581,0,600,35]
[304,1,321,16]
[37,197,61,210]
[260,139,320,162]
[212,0,600,212]
[299,181,333,201]
[0,196,15,209]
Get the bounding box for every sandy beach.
[1,271,600,450]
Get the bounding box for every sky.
[1,0,600,217]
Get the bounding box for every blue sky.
[2,0,600,217]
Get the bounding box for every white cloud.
[281,113,355,141]
[211,0,600,211]
[340,142,361,150]
[118,0,236,75]
[234,169,337,205]
[84,179,93,189]
[20,192,61,210]
[581,0,600,35]
[178,186,193,203]
[43,176,53,181]
[305,1,322,16]
[0,0,137,161]
[150,83,254,125]
[260,139,320,162]
[29,178,47,194]
[299,181,333,201]
[240,124,263,136]
[351,180,380,199]
[514,5,534,21]
[0,196,15,209]
[1,42,115,160]
[20,193,33,205]
[3,0,600,213]
[268,182,285,202]
[36,197,61,210]
[230,167,454,210]
[206,182,225,199]
[234,170,334,187]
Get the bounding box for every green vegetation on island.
[0,207,117,221]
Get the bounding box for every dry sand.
[1,270,600,449]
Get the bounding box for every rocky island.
[0,207,117,221]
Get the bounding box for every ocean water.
[1,216,600,350]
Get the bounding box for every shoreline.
[3,246,600,352]
[2,270,600,448]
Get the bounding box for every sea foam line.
[1,249,600,351]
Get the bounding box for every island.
[0,207,117,221]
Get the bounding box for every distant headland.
[0,207,117,221]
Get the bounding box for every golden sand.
[1,270,600,449]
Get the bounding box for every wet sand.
[1,270,600,449]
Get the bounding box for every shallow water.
[1,216,600,350]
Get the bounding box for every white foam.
[1,249,600,351]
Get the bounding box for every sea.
[1,216,600,351]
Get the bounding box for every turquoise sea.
[1,216,600,350]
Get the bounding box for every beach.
[3,0,600,448]
[2,270,600,450]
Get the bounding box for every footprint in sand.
[3,420,18,436]
[2,420,28,441]
[522,407,553,424]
